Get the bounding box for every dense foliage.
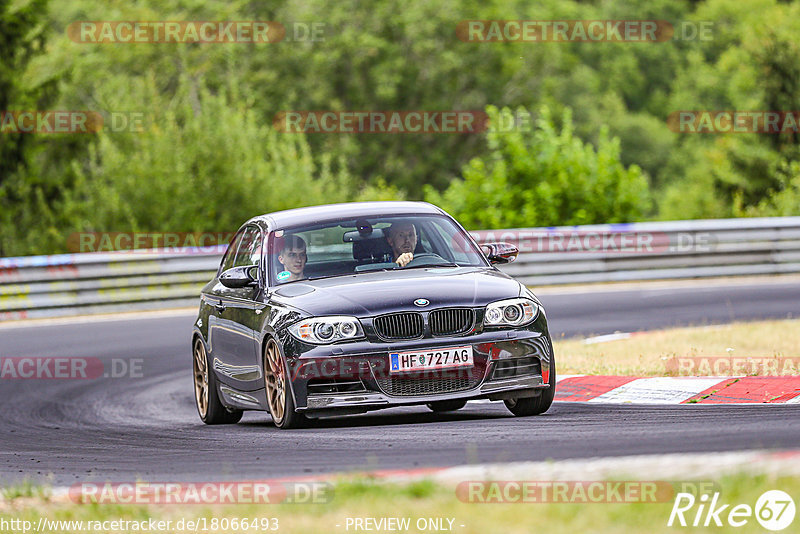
[1,0,799,255]
[427,106,650,228]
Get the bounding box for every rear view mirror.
[219,265,258,288]
[481,242,519,264]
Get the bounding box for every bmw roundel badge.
[414,298,430,307]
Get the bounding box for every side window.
[233,226,261,268]
[249,232,263,266]
[219,229,246,274]
[418,227,433,254]
[428,220,468,263]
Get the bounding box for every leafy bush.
[742,161,800,216]
[69,77,354,235]
[659,0,800,218]
[5,0,800,257]
[426,105,651,229]
[1,74,397,256]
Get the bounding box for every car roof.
[246,201,447,230]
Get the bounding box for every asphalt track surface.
[1,279,799,485]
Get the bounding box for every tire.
[193,337,243,424]
[504,353,556,417]
[426,400,468,412]
[264,338,307,429]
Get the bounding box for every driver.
[385,221,417,267]
[277,234,307,282]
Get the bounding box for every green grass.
[2,473,799,533]
[554,318,800,376]
[0,478,49,501]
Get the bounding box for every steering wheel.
[404,252,448,267]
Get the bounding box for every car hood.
[270,267,524,317]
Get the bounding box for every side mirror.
[219,265,259,288]
[481,242,519,264]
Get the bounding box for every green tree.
[2,70,399,255]
[0,0,51,178]
[426,105,651,229]
[238,0,690,196]
[61,76,359,245]
[0,0,60,255]
[743,160,800,217]
[660,0,800,218]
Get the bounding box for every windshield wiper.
[403,262,459,270]
[304,273,355,281]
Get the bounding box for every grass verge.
[554,318,800,376]
[2,473,798,533]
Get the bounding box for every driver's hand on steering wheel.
[395,252,414,267]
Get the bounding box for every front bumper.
[286,328,553,416]
[304,375,548,413]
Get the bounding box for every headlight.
[288,316,365,344]
[484,298,538,327]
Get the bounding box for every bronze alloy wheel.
[263,338,305,428]
[193,338,210,419]
[264,339,287,424]
[192,337,243,425]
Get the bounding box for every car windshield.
[268,215,488,285]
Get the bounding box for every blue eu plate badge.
[390,354,399,371]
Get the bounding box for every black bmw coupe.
[191,201,556,428]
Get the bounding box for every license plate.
[389,346,473,373]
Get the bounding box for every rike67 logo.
[668,490,795,531]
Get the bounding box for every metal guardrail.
[1,217,799,320]
[482,217,800,286]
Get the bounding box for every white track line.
[587,377,728,404]
[0,307,197,329]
